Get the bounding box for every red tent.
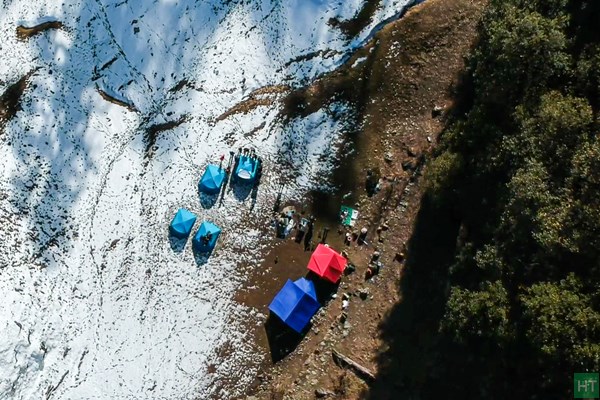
[307,244,347,283]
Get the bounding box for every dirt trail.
[241,0,487,398]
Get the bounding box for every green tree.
[520,274,600,369]
[474,6,571,105]
[441,281,511,346]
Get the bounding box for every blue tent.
[235,155,260,182]
[192,221,221,252]
[269,277,320,333]
[199,164,226,194]
[169,208,197,238]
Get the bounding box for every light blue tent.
[199,164,226,194]
[169,208,197,238]
[235,155,260,182]
[269,277,320,333]
[192,221,221,252]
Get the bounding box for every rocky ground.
[243,0,487,398]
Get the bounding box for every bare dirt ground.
[239,0,487,399]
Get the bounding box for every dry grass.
[96,88,138,113]
[0,69,38,134]
[16,21,63,40]
[216,84,290,122]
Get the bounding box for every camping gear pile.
[276,205,296,238]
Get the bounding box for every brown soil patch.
[242,0,487,398]
[329,0,383,38]
[16,21,64,40]
[145,114,189,158]
[0,69,38,134]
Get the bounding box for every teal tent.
[199,164,226,194]
[192,221,221,252]
[169,208,197,238]
[235,155,260,182]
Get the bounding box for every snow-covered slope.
[0,0,411,398]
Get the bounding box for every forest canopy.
[426,0,600,397]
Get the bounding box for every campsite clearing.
[241,0,487,398]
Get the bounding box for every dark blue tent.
[269,277,320,333]
[192,221,221,252]
[199,164,226,194]
[169,208,197,238]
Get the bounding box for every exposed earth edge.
[247,0,487,398]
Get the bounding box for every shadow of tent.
[168,231,188,253]
[199,190,218,209]
[264,312,306,363]
[305,270,340,305]
[192,245,215,267]
[231,180,253,201]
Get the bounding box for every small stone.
[402,160,417,171]
[315,388,332,398]
[340,312,348,323]
[384,152,393,163]
[359,288,370,300]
